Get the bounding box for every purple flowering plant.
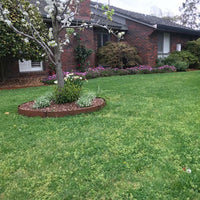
[42,65,176,84]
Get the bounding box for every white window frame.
[19,60,43,72]
[176,43,182,51]
[163,33,170,54]
[158,32,171,58]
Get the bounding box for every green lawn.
[0,71,200,200]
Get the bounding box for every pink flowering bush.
[42,65,176,84]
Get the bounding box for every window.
[19,60,43,72]
[31,61,42,68]
[176,44,181,51]
[158,32,170,58]
[97,33,110,48]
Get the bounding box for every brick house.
[3,0,200,79]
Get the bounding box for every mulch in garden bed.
[0,76,46,90]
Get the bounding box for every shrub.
[185,39,200,68]
[32,92,54,109]
[97,42,142,68]
[53,73,84,104]
[174,61,189,71]
[63,73,84,88]
[76,91,96,107]
[156,51,198,70]
[54,83,82,104]
[74,34,93,72]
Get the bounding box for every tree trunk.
[52,10,65,89]
[55,50,64,88]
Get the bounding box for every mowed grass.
[0,71,200,200]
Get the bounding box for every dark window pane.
[158,33,163,52]
[103,34,109,46]
[97,34,102,48]
[31,61,41,68]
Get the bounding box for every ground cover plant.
[42,65,176,84]
[0,71,200,199]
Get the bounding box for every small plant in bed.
[33,74,96,109]
[76,91,96,107]
[32,92,54,109]
[53,73,83,104]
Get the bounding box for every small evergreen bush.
[76,91,96,107]
[185,39,200,68]
[32,92,54,109]
[54,83,82,104]
[156,51,197,70]
[174,61,189,71]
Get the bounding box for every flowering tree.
[0,0,114,88]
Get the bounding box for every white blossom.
[117,31,125,38]
[3,9,9,15]
[48,28,54,39]
[24,38,29,43]
[23,11,29,16]
[48,40,58,47]
[56,16,61,21]
[4,19,12,26]
[21,19,26,23]
[64,39,69,44]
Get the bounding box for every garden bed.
[0,76,45,90]
[18,97,106,118]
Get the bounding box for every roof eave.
[157,24,200,36]
[91,5,156,29]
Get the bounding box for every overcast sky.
[93,0,184,16]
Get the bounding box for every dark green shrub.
[97,42,142,68]
[174,61,189,71]
[74,34,93,72]
[185,38,200,68]
[167,51,197,66]
[156,50,198,70]
[54,84,81,104]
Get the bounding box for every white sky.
[94,0,184,16]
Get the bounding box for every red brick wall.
[124,19,157,66]
[61,0,94,71]
[77,0,91,21]
[61,28,96,71]
[170,33,196,52]
[123,19,199,66]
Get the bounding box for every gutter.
[157,24,200,36]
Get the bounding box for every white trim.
[19,60,43,72]
[163,33,170,54]
[176,43,181,51]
